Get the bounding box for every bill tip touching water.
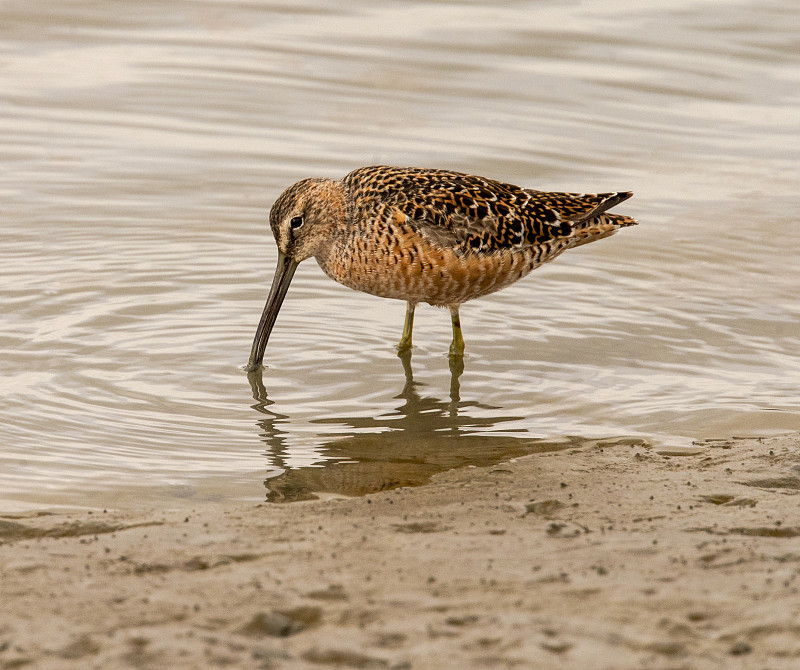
[246,165,637,372]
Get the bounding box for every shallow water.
[1,0,799,507]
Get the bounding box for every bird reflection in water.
[247,352,581,502]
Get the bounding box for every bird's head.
[246,177,345,371]
[269,178,343,262]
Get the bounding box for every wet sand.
[2,434,800,669]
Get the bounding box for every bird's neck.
[310,180,349,266]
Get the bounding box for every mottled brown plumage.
[247,165,637,370]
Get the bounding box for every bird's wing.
[344,166,634,256]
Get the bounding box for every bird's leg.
[397,301,416,353]
[449,305,465,357]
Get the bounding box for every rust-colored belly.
[316,223,560,307]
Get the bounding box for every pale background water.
[1,0,799,506]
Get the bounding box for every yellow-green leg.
[449,306,465,357]
[397,301,415,352]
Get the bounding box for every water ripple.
[1,0,799,505]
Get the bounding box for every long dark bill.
[246,251,298,371]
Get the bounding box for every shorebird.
[246,165,636,371]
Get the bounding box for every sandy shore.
[2,434,800,669]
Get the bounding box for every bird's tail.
[568,192,637,247]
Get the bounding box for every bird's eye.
[289,216,304,230]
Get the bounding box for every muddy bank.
[2,434,799,669]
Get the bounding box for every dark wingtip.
[604,191,633,208]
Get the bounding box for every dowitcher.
[246,165,637,371]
